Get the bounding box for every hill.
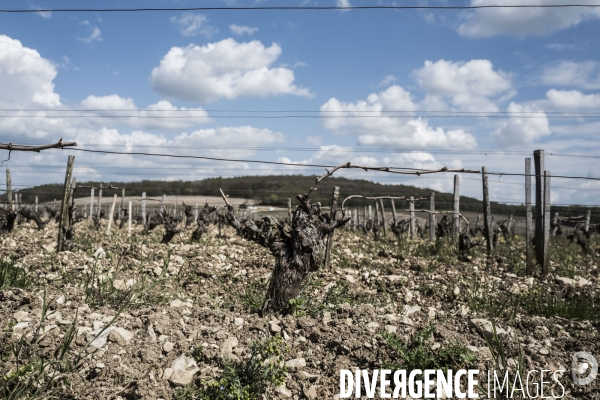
[2,175,597,220]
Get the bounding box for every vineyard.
[1,151,599,399]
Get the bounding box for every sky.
[1,0,600,206]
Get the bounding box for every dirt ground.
[1,216,599,399]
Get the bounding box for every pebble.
[285,358,306,372]
[168,355,200,386]
[269,322,282,334]
[275,384,293,398]
[366,322,380,332]
[539,348,549,355]
[163,341,175,353]
[109,328,134,346]
[384,325,397,334]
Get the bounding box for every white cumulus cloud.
[494,102,550,146]
[458,0,600,38]
[79,95,211,130]
[320,85,477,150]
[0,35,60,107]
[541,60,600,89]
[546,89,600,109]
[229,24,258,35]
[413,59,514,112]
[150,38,313,103]
[170,13,218,38]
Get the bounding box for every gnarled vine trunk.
[191,204,216,242]
[224,201,349,315]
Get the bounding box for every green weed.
[176,336,287,400]
[382,324,476,378]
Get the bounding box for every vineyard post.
[391,198,398,226]
[534,149,545,265]
[35,196,38,213]
[525,158,533,274]
[542,171,551,274]
[69,177,77,207]
[15,192,19,211]
[6,169,12,211]
[89,188,95,224]
[368,205,372,220]
[57,155,75,253]
[429,193,436,241]
[288,198,292,221]
[508,214,514,236]
[374,200,380,229]
[162,194,166,204]
[106,194,117,234]
[120,188,125,219]
[452,174,460,237]
[379,198,387,236]
[363,206,367,228]
[53,199,56,210]
[324,186,340,270]
[585,209,591,233]
[174,197,178,216]
[97,183,103,221]
[195,202,199,219]
[141,192,146,225]
[552,212,559,235]
[353,209,357,230]
[128,201,132,236]
[409,196,416,239]
[482,166,494,254]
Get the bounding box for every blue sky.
[1,0,600,205]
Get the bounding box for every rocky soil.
[1,219,599,399]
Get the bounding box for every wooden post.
[324,186,340,269]
[106,194,118,234]
[69,177,77,207]
[363,206,367,228]
[162,194,166,204]
[482,166,494,254]
[368,205,372,220]
[141,192,147,225]
[127,201,132,237]
[353,209,357,230]
[374,201,380,227]
[391,198,398,225]
[97,183,103,219]
[452,174,460,237]
[89,188,95,224]
[288,198,292,221]
[542,171,551,274]
[6,169,12,211]
[195,202,199,219]
[508,214,514,236]
[120,188,125,219]
[57,155,75,253]
[552,212,559,236]
[533,149,544,265]
[409,196,416,239]
[379,198,388,236]
[174,197,178,215]
[525,158,534,275]
[35,196,38,213]
[429,193,436,241]
[15,191,19,211]
[585,209,591,233]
